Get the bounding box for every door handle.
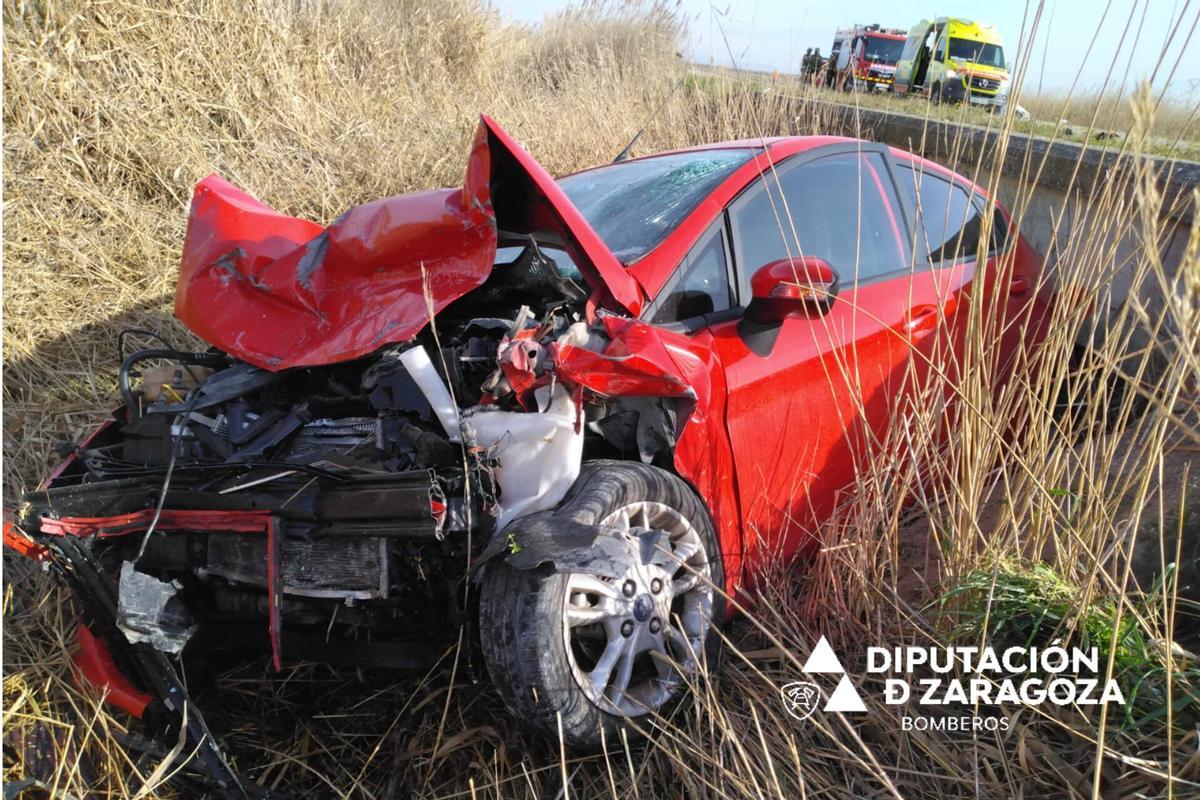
[905,304,940,333]
[905,298,958,334]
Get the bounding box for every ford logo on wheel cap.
[633,594,653,622]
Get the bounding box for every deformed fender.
[477,316,745,592]
[553,316,695,399]
[475,510,672,578]
[554,317,744,591]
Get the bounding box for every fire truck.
[825,24,907,92]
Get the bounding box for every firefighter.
[810,48,824,85]
[802,48,814,79]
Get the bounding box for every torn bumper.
[73,622,153,719]
[6,529,274,798]
[8,476,449,797]
[18,463,444,667]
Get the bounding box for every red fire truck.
[825,24,907,92]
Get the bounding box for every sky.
[497,0,1200,99]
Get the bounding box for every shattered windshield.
[558,148,753,263]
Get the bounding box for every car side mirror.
[746,257,840,323]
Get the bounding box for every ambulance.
[892,18,1009,108]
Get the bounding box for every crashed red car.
[9,116,1051,784]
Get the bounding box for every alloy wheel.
[560,501,713,717]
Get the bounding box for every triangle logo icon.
[823,674,867,713]
[801,635,845,674]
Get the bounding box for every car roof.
[615,135,859,163]
[558,136,860,188]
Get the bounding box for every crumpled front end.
[5,115,739,795]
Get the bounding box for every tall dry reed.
[3,0,1197,797]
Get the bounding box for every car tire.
[478,460,725,750]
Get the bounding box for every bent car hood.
[176,116,643,370]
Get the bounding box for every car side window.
[977,198,1009,253]
[728,151,907,299]
[896,164,1000,264]
[650,223,733,323]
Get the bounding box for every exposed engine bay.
[20,239,687,669]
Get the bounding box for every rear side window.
[895,164,1007,264]
[651,224,732,323]
[728,151,907,296]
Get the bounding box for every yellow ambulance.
[892,18,1009,108]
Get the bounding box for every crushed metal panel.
[174,115,645,372]
[116,561,197,655]
[470,314,744,591]
[553,316,744,592]
[175,123,497,370]
[479,115,645,317]
[552,316,696,399]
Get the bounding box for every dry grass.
[4,0,1199,798]
[1020,91,1198,140]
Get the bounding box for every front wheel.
[478,461,724,749]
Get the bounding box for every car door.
[699,146,920,568]
[897,22,931,94]
[928,28,949,93]
[892,160,1046,408]
[883,161,981,463]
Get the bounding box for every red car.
[7,116,1050,785]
